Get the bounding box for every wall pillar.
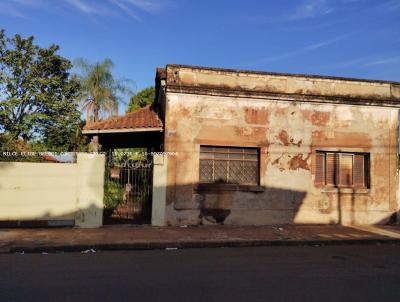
[75,153,105,228]
[151,154,168,226]
[397,110,400,224]
[397,172,400,223]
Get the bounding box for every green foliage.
[0,134,43,162]
[126,86,155,113]
[0,29,81,151]
[75,58,132,123]
[0,134,28,151]
[103,179,124,209]
[112,148,147,163]
[70,120,90,152]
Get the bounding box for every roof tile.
[83,105,163,131]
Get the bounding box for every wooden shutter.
[339,154,353,187]
[326,153,337,186]
[353,154,365,187]
[315,153,325,186]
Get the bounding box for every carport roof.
[82,105,163,134]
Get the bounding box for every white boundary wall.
[0,153,105,228]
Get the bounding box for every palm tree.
[75,58,131,124]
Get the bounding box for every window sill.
[195,183,265,193]
[320,187,370,194]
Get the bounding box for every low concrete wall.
[0,153,105,228]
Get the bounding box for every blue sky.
[1,0,400,111]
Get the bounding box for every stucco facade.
[158,64,400,226]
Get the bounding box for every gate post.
[75,153,105,228]
[151,154,167,226]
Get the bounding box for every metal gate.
[103,152,153,224]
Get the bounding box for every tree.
[126,86,155,113]
[0,29,81,151]
[75,58,131,124]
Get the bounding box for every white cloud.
[245,33,352,66]
[108,0,141,20]
[363,56,400,67]
[0,0,45,19]
[66,0,114,16]
[379,0,400,12]
[340,0,363,3]
[9,0,42,5]
[0,2,27,19]
[288,0,334,20]
[314,55,400,72]
[0,0,168,20]
[317,57,366,70]
[66,0,167,19]
[122,0,164,14]
[108,0,167,19]
[66,0,92,14]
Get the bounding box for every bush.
[0,134,43,162]
[103,180,123,209]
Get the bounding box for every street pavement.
[2,224,400,253]
[1,245,400,302]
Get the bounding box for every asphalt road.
[1,245,400,302]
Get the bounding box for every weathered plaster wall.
[163,92,398,226]
[166,64,400,105]
[0,154,105,228]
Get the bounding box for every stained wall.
[161,66,399,226]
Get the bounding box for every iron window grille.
[199,146,259,185]
[315,151,370,188]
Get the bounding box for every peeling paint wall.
[166,64,400,105]
[162,66,399,226]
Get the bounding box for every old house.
[85,64,400,226]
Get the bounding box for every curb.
[4,238,400,254]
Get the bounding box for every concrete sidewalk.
[1,224,400,253]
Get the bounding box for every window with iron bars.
[199,146,259,185]
[315,151,370,188]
